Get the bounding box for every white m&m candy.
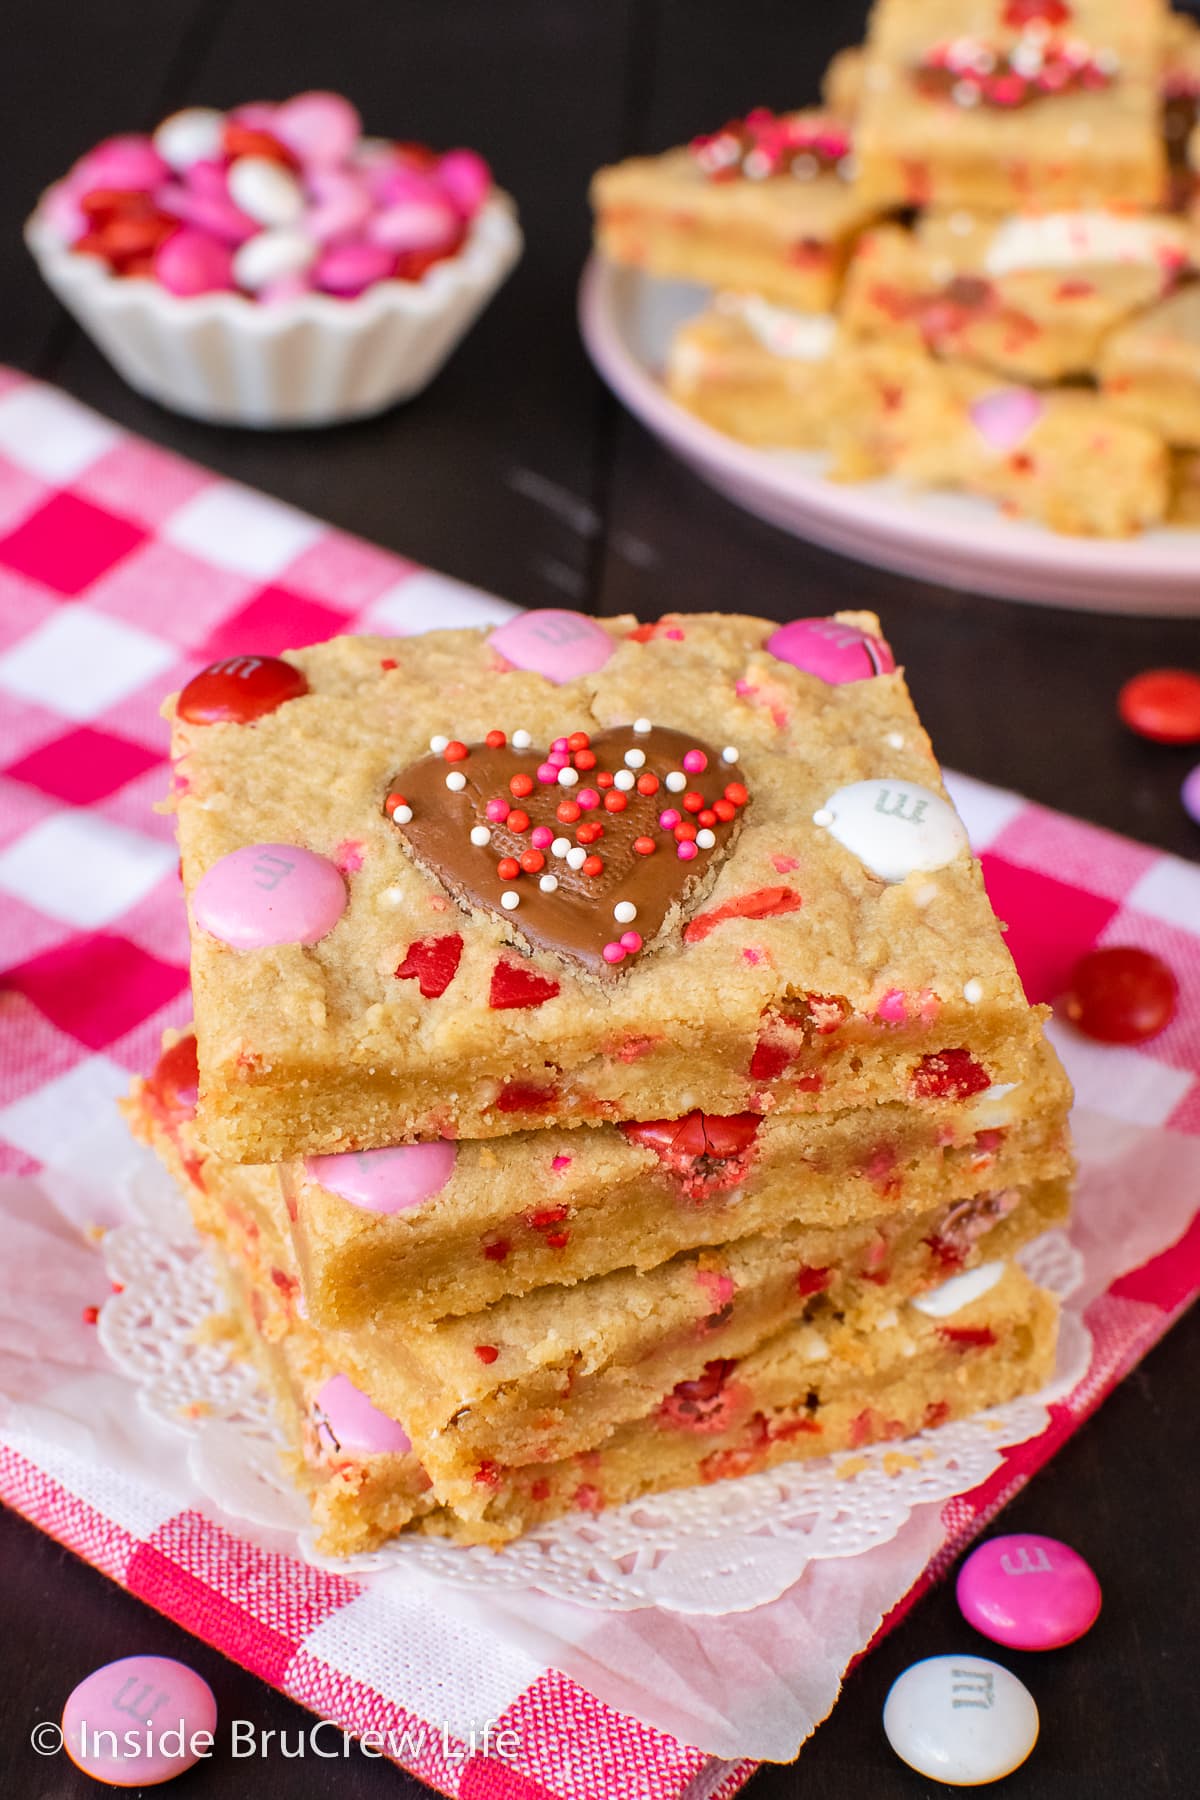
[227,155,305,226]
[883,1655,1038,1785]
[232,227,318,291]
[813,779,968,882]
[153,107,226,172]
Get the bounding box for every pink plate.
[578,256,1200,616]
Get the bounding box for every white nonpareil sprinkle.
[539,874,559,893]
[614,769,636,791]
[665,771,687,792]
[391,804,412,824]
[445,771,466,791]
[379,884,406,906]
[633,717,652,734]
[886,731,905,749]
[696,828,716,849]
[624,747,646,769]
[613,900,637,924]
[914,881,940,909]
[511,729,532,749]
[963,978,984,1004]
[429,734,449,753]
[470,826,491,847]
[551,836,571,858]
[557,766,579,787]
[721,746,739,764]
[812,807,833,827]
[500,890,520,910]
[566,846,587,870]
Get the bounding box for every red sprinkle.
[603,791,628,812]
[510,772,535,798]
[938,1325,997,1350]
[473,1460,503,1487]
[581,853,604,877]
[725,782,749,806]
[633,836,656,856]
[384,792,409,818]
[507,809,530,833]
[557,800,582,823]
[636,772,660,796]
[576,821,604,844]
[596,771,615,789]
[574,749,597,771]
[544,1230,570,1249]
[395,933,463,998]
[82,1305,100,1326]
[520,849,545,874]
[380,658,398,671]
[443,740,469,762]
[682,791,705,814]
[474,1345,500,1364]
[714,798,737,822]
[489,960,561,1011]
[482,1238,510,1262]
[796,1266,832,1298]
[568,731,590,751]
[496,1080,559,1112]
[485,729,507,748]
[497,856,521,881]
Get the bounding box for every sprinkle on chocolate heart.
[384,723,748,978]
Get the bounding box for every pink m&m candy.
[969,386,1044,450]
[957,1534,1102,1650]
[305,1140,456,1214]
[313,1373,411,1455]
[369,197,460,252]
[490,610,615,683]
[177,654,309,724]
[192,843,346,947]
[437,148,492,217]
[766,616,895,684]
[274,91,362,167]
[153,228,235,297]
[73,134,169,196]
[1183,762,1200,826]
[62,1655,216,1787]
[313,239,396,295]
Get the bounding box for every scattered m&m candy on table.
[1182,763,1200,828]
[957,1534,1102,1651]
[883,1654,1038,1785]
[62,1655,217,1786]
[1063,945,1179,1045]
[1117,668,1200,745]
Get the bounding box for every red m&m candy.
[1064,945,1178,1045]
[1118,668,1200,745]
[177,655,308,724]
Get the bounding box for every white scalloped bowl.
[25,191,522,428]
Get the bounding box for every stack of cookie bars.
[126,610,1074,1550]
[591,0,1200,537]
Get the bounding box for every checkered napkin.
[1,367,1199,1798]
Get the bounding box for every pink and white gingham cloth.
[0,367,1198,1798]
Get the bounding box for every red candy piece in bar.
[488,960,561,1011]
[394,933,463,998]
[910,1048,991,1100]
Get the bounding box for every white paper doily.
[99,1173,1089,1616]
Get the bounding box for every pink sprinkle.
[659,808,681,830]
[743,947,762,965]
[874,988,908,1024]
[619,930,643,952]
[549,750,570,767]
[683,749,707,774]
[734,679,758,698]
[771,853,800,874]
[696,1267,736,1311]
[602,942,626,964]
[552,737,569,753]
[665,628,684,640]
[486,798,510,823]
[677,840,698,861]
[577,788,600,810]
[531,825,553,849]
[551,1154,571,1171]
[332,839,365,874]
[536,762,559,784]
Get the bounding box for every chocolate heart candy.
[385,725,748,978]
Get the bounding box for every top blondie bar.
[854,0,1168,211]
[171,610,1044,1161]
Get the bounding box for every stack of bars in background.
[125,610,1075,1551]
[591,0,1200,537]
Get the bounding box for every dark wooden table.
[2,3,1197,1795]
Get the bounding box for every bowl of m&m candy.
[25,92,522,426]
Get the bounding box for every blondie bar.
[665,296,841,447]
[169,614,1054,1160]
[854,0,1168,211]
[841,212,1191,383]
[1099,283,1200,445]
[590,109,879,311]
